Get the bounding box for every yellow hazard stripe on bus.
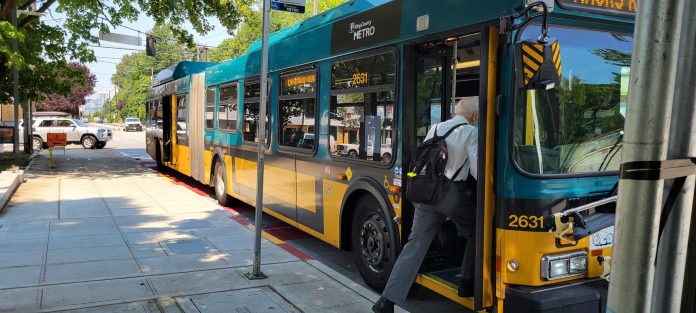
[552,42,562,77]
[522,44,544,65]
[521,43,545,86]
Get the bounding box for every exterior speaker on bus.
[515,37,562,90]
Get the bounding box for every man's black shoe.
[458,279,474,297]
[372,297,394,313]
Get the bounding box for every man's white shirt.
[424,115,478,181]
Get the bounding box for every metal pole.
[451,40,458,109]
[652,1,696,310]
[11,1,20,155]
[314,0,318,15]
[607,0,684,312]
[247,0,271,280]
[679,1,696,311]
[24,99,30,153]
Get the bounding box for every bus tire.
[351,195,397,291]
[213,160,232,206]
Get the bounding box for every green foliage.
[96,23,194,122]
[210,0,347,62]
[0,0,246,104]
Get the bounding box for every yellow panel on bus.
[233,157,296,206]
[322,179,347,247]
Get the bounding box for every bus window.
[176,93,188,137]
[513,26,632,174]
[279,70,317,150]
[205,87,216,130]
[415,57,444,145]
[155,99,163,130]
[331,51,396,163]
[243,80,269,144]
[217,83,238,132]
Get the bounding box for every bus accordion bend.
[145,0,636,312]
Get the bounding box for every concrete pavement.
[0,149,391,313]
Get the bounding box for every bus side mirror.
[515,37,562,90]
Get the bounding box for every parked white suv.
[32,118,112,150]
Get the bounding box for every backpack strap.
[435,123,468,139]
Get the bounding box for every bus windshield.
[514,25,633,175]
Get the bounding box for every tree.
[37,62,95,116]
[210,0,347,62]
[96,23,195,122]
[0,0,246,104]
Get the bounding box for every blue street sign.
[271,0,306,13]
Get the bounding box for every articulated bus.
[146,1,636,311]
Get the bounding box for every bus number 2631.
[508,215,545,229]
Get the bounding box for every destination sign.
[282,71,316,95]
[285,74,316,88]
[557,0,637,17]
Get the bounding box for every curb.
[305,259,380,302]
[306,260,410,312]
[0,170,23,213]
[24,150,40,172]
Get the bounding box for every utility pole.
[247,0,271,280]
[11,1,20,155]
[651,0,696,310]
[680,1,696,311]
[314,0,318,15]
[24,99,30,153]
[606,0,686,312]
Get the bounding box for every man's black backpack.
[406,123,468,205]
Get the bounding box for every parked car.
[336,141,392,163]
[122,117,143,132]
[32,118,112,150]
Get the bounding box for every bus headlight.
[569,255,588,274]
[541,251,587,280]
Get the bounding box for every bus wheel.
[351,195,396,291]
[214,160,232,206]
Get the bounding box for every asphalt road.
[100,128,466,313]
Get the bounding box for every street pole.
[24,99,30,153]
[679,1,696,311]
[11,1,20,155]
[247,0,271,280]
[314,0,318,15]
[651,0,696,310]
[606,0,685,312]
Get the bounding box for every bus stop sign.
[271,0,305,13]
[47,133,67,147]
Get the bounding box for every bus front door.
[162,94,173,163]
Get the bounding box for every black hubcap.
[360,212,390,273]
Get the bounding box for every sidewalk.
[0,150,388,313]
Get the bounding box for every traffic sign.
[271,0,306,13]
[47,133,67,147]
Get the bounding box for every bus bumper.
[504,280,607,313]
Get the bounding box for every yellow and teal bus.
[146,0,636,311]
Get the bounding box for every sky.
[41,6,232,98]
